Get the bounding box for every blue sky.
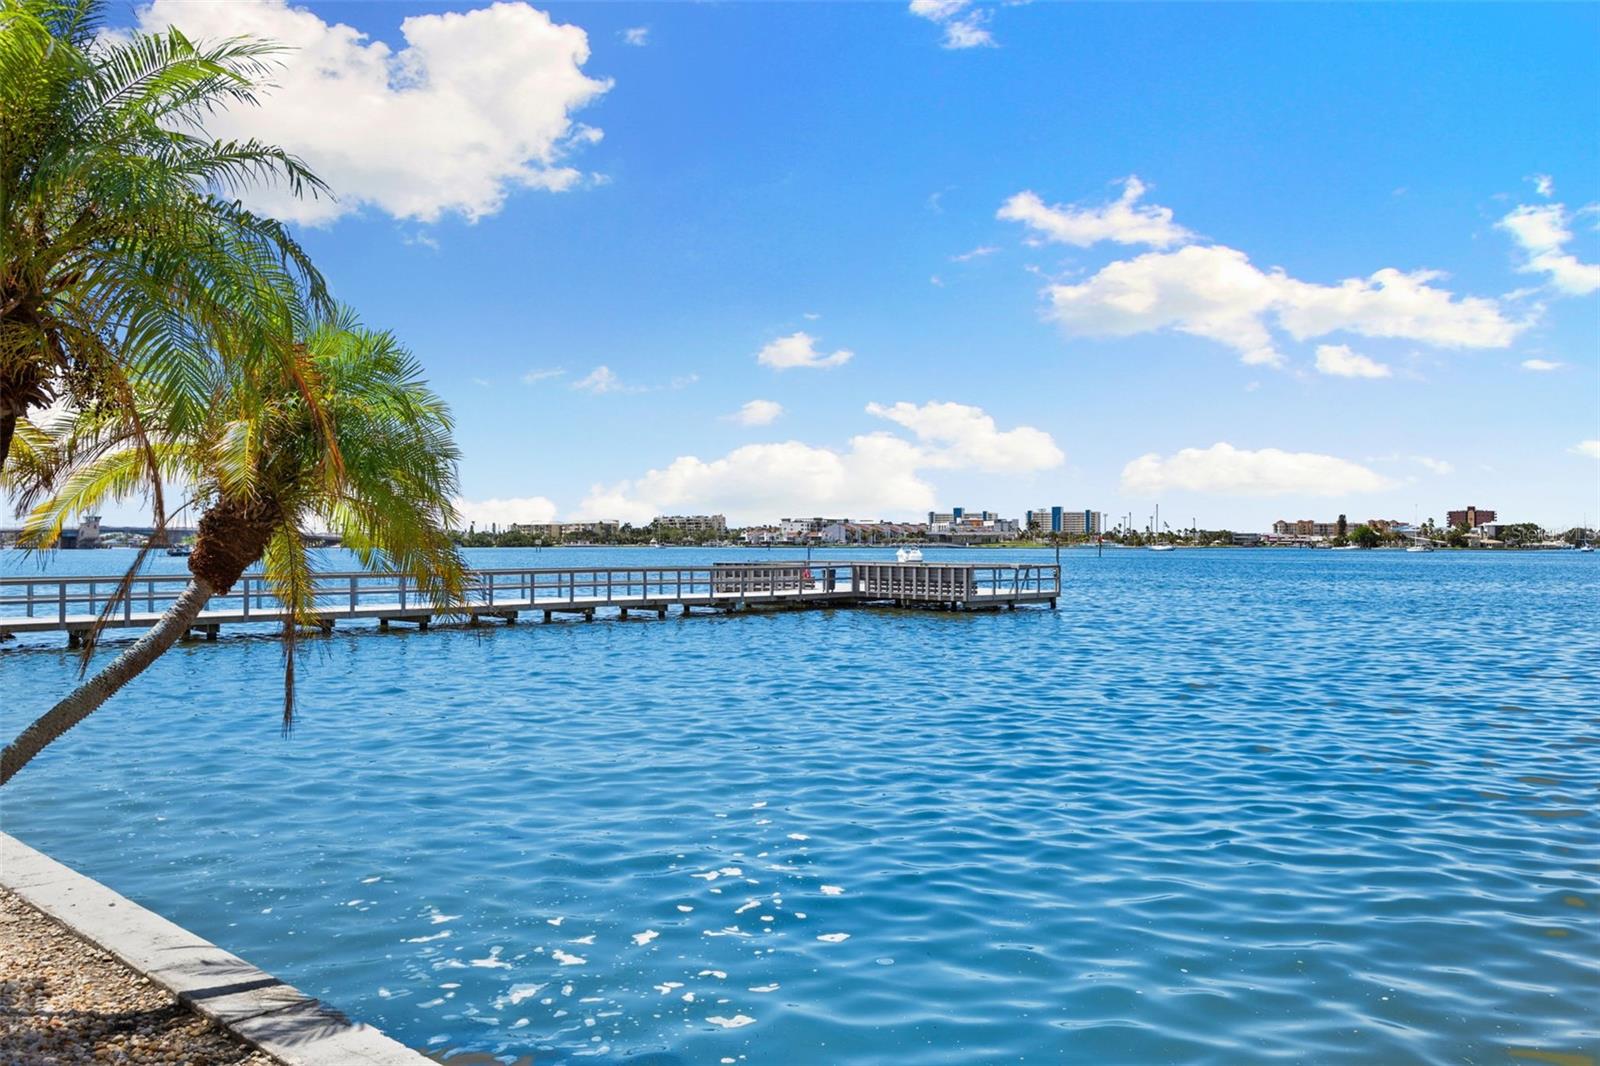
[109,1,1600,530]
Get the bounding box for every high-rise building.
[653,514,727,535]
[1447,506,1496,529]
[1025,507,1104,535]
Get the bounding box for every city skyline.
[18,1,1599,533]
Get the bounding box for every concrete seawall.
[0,832,428,1065]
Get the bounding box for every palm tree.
[0,311,467,785]
[1,0,331,476]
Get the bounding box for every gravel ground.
[0,889,278,1066]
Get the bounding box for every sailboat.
[1148,504,1175,550]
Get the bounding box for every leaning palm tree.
[0,311,467,785]
[1,0,331,475]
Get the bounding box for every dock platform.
[0,562,1059,646]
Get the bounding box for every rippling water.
[3,547,1597,1065]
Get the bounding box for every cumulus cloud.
[1498,203,1600,295]
[453,494,559,528]
[998,177,1190,249]
[621,26,649,46]
[1121,442,1394,497]
[572,366,629,393]
[1531,174,1554,198]
[575,402,1061,525]
[907,0,993,49]
[729,399,783,426]
[1521,359,1563,371]
[131,0,611,225]
[1043,244,1521,367]
[576,435,935,525]
[1573,440,1600,460]
[864,401,1063,472]
[756,331,854,370]
[1314,344,1392,379]
[1046,245,1281,365]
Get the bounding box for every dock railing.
[0,561,1060,638]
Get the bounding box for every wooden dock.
[0,561,1059,646]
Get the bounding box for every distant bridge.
[0,525,341,549]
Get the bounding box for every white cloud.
[998,177,1191,249]
[576,435,935,525]
[1498,203,1600,295]
[1043,244,1521,366]
[454,494,559,528]
[729,400,783,426]
[572,366,628,393]
[621,26,648,46]
[951,245,998,262]
[756,331,853,370]
[522,367,566,385]
[1412,456,1454,475]
[1531,174,1554,198]
[1046,245,1282,365]
[864,401,1063,472]
[1120,442,1395,497]
[1314,344,1392,379]
[131,0,611,225]
[575,402,1061,525]
[1521,359,1563,372]
[907,0,994,49]
[1573,440,1600,460]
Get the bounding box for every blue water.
[3,547,1597,1065]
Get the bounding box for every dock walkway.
[1,561,1059,646]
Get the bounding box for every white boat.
[1406,544,1433,553]
[896,546,923,563]
[1331,544,1359,551]
[1580,544,1595,553]
[1148,544,1175,552]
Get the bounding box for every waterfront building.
[818,521,928,544]
[928,509,1020,542]
[1448,506,1496,529]
[778,517,849,542]
[1024,507,1104,535]
[1271,516,1347,539]
[59,514,101,550]
[510,520,621,540]
[652,514,727,536]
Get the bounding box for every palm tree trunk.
[0,577,215,786]
[0,412,15,475]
